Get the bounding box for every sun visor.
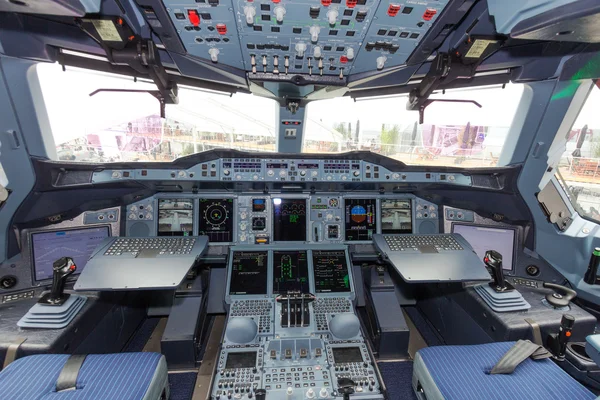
[487,0,578,34]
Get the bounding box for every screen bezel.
[29,225,111,285]
[271,197,309,242]
[228,250,270,295]
[332,347,364,364]
[197,198,235,243]
[312,249,353,294]
[380,198,413,234]
[343,198,378,242]
[156,198,195,237]
[451,222,519,272]
[225,351,257,369]
[272,250,310,294]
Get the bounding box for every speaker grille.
[418,220,436,234]
[129,222,150,237]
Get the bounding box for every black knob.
[337,378,355,400]
[255,389,266,400]
[543,283,577,308]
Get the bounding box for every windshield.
[38,64,523,165]
[306,84,524,167]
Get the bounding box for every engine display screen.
[229,251,268,295]
[225,352,257,369]
[198,199,234,242]
[381,199,412,234]
[344,199,377,241]
[273,250,309,294]
[158,199,193,236]
[332,347,363,364]
[273,198,307,241]
[313,250,351,293]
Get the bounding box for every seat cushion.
[0,352,167,400]
[413,342,596,400]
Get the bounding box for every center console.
[212,245,385,400]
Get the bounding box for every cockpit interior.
[3,0,600,399]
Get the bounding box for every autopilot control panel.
[214,245,384,400]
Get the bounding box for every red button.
[216,23,227,35]
[340,56,348,63]
[423,8,437,21]
[321,0,332,6]
[346,0,357,8]
[387,4,401,16]
[187,10,200,27]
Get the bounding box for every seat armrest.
[585,335,600,366]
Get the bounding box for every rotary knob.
[319,388,328,398]
[267,169,274,176]
[223,169,230,176]
[300,170,307,176]
[353,170,360,177]
[279,170,287,177]
[311,171,318,177]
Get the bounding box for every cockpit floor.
[378,361,416,399]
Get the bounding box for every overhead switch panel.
[162,0,449,76]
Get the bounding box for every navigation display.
[225,352,257,369]
[198,199,234,242]
[313,250,351,293]
[32,226,110,281]
[273,198,307,241]
[158,199,193,236]
[229,251,268,295]
[344,199,377,241]
[381,199,412,234]
[273,251,309,294]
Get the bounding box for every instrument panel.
[126,193,439,245]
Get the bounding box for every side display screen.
[31,227,110,282]
[313,250,351,293]
[273,251,309,294]
[229,251,268,295]
[344,199,377,241]
[273,198,307,241]
[198,199,234,242]
[158,199,193,236]
[381,199,412,234]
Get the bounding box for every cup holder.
[568,342,593,362]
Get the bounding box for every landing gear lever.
[484,250,513,292]
[337,378,355,400]
[37,257,76,306]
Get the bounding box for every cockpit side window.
[556,84,600,222]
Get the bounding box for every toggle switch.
[339,68,344,79]
[313,46,322,59]
[262,55,268,72]
[273,55,279,74]
[318,58,323,75]
[346,47,355,60]
[327,8,338,25]
[310,26,320,42]
[244,5,256,25]
[284,56,289,74]
[376,56,386,70]
[295,42,307,57]
[208,48,219,62]
[250,54,257,73]
[274,5,286,22]
[308,57,313,75]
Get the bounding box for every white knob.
[244,5,256,25]
[346,47,355,60]
[310,26,320,42]
[376,56,386,70]
[319,387,328,398]
[313,46,322,59]
[327,9,338,25]
[274,5,286,22]
[208,48,220,62]
[295,42,307,57]
[287,387,294,397]
[307,388,316,398]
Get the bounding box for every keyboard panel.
[104,237,196,256]
[383,234,463,252]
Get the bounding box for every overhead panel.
[162,0,449,78]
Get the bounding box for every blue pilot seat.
[413,341,596,400]
[0,352,168,400]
